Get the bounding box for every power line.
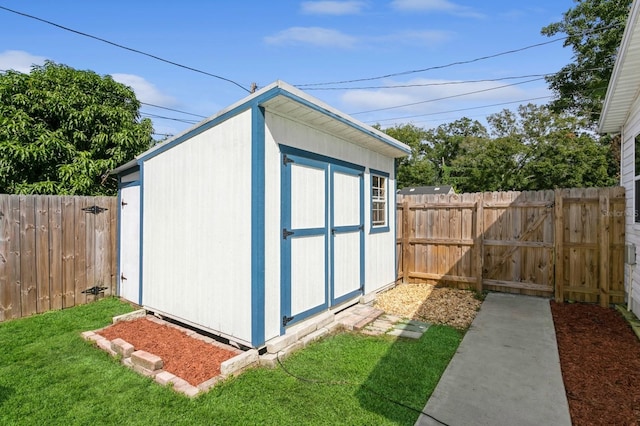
[295,23,621,87]
[369,96,553,124]
[140,102,208,119]
[140,112,199,124]
[350,77,545,115]
[0,5,251,93]
[303,73,553,91]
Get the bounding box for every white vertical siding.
[621,96,640,317]
[141,110,253,344]
[264,112,398,308]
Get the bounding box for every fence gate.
[0,194,117,322]
[396,187,625,305]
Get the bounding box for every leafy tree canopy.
[384,104,616,193]
[541,0,633,124]
[0,61,153,195]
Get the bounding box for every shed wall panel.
[142,110,253,343]
[621,97,640,317]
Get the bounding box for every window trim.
[370,169,390,234]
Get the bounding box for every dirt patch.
[551,302,640,425]
[97,317,238,386]
[374,283,482,329]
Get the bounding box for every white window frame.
[370,169,389,233]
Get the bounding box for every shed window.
[370,170,389,232]
[636,134,640,223]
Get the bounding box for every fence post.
[474,194,484,293]
[599,189,610,307]
[402,199,410,284]
[554,189,564,303]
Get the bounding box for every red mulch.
[97,317,238,386]
[551,301,640,425]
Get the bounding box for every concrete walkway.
[415,293,572,426]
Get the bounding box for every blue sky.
[0,0,576,138]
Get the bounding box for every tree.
[379,123,438,189]
[0,61,153,195]
[541,0,632,124]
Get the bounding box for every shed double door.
[281,150,364,329]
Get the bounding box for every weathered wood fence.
[396,187,626,306]
[0,194,117,321]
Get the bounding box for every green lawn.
[0,298,462,426]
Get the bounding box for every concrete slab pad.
[415,293,571,426]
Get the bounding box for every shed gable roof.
[599,0,640,134]
[112,80,409,174]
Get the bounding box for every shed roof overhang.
[111,81,410,175]
[599,0,640,134]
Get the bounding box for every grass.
[0,298,462,425]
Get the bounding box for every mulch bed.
[551,301,640,425]
[98,317,238,386]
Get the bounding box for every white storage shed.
[599,0,640,318]
[113,81,410,348]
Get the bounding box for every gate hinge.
[359,225,364,231]
[82,286,108,295]
[283,154,295,166]
[282,315,295,327]
[82,205,108,215]
[283,228,294,239]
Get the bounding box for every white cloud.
[300,1,367,15]
[111,73,177,106]
[264,27,358,48]
[390,0,484,18]
[0,50,46,73]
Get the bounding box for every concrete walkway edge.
[415,293,572,426]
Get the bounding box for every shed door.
[281,154,329,328]
[281,150,364,330]
[119,184,140,304]
[331,166,364,305]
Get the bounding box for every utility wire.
[370,96,554,124]
[303,73,554,90]
[140,112,199,124]
[0,5,251,93]
[350,77,545,115]
[295,23,621,87]
[140,102,208,119]
[302,67,609,91]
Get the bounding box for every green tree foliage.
[380,123,437,189]
[450,104,616,192]
[383,105,616,193]
[541,0,632,124]
[0,61,153,195]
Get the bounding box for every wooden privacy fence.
[396,187,626,307]
[0,194,117,321]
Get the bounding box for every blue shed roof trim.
[111,80,409,173]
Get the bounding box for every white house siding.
[263,111,397,337]
[141,110,254,344]
[621,96,640,317]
